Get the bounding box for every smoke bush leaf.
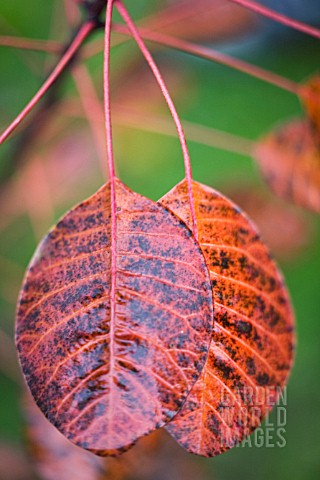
[16,179,213,456]
[160,180,295,457]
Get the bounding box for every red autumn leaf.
[16,179,213,456]
[299,74,320,142]
[160,180,294,457]
[253,118,320,213]
[24,393,210,480]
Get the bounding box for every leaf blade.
[16,179,214,456]
[160,180,295,457]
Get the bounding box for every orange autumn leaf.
[160,180,294,457]
[16,179,213,456]
[253,119,320,213]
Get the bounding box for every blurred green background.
[0,1,320,479]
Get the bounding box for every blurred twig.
[0,4,106,190]
[60,98,254,157]
[0,21,96,145]
[111,23,299,94]
[0,35,61,53]
[73,65,108,177]
[113,106,255,157]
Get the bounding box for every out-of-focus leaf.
[24,394,210,480]
[300,74,320,143]
[0,443,33,480]
[0,126,98,233]
[254,119,320,213]
[24,394,106,480]
[160,180,294,457]
[113,62,190,114]
[144,0,255,43]
[16,179,213,456]
[225,185,313,261]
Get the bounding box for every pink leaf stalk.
[103,0,117,421]
[115,0,199,240]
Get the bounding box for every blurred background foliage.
[0,1,320,479]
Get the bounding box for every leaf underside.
[254,119,320,213]
[16,179,214,456]
[160,180,295,457]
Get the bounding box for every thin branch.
[54,98,255,157]
[0,16,45,75]
[138,0,254,42]
[82,0,252,59]
[115,0,199,239]
[113,106,254,157]
[0,26,299,95]
[0,20,95,145]
[0,0,80,55]
[228,0,320,40]
[0,35,61,54]
[140,0,218,33]
[82,30,127,58]
[112,23,299,94]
